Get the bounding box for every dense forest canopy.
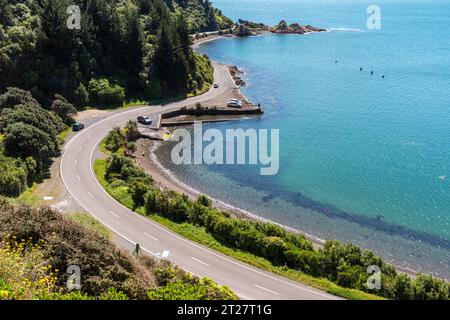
[0,0,230,106]
[0,0,233,197]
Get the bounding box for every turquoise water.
[157,0,450,277]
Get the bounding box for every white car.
[227,99,242,108]
[137,116,153,125]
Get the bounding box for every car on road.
[227,99,242,108]
[214,83,220,88]
[72,122,85,132]
[137,116,153,125]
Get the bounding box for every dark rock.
[271,20,326,35]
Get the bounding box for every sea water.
[156,0,450,278]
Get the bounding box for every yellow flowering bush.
[0,237,57,300]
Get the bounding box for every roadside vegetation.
[167,0,234,33]
[93,128,450,300]
[0,88,73,198]
[0,0,226,200]
[0,198,237,300]
[68,212,112,240]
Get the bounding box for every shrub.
[167,194,190,222]
[259,236,288,265]
[0,199,156,299]
[148,277,237,300]
[0,154,28,196]
[104,127,125,153]
[413,274,449,300]
[88,78,125,107]
[50,94,77,124]
[4,122,58,162]
[124,120,140,141]
[0,87,40,110]
[0,104,65,138]
[196,195,212,207]
[129,177,151,208]
[336,263,366,290]
[188,203,211,226]
[285,249,323,276]
[74,83,89,107]
[0,238,57,300]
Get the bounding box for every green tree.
[413,274,449,300]
[4,122,58,163]
[88,79,125,107]
[129,177,150,208]
[124,120,140,141]
[50,94,77,124]
[196,195,212,207]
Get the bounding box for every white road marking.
[87,192,95,199]
[254,284,279,295]
[78,147,82,152]
[161,250,170,258]
[144,232,159,241]
[236,293,250,300]
[191,257,210,267]
[75,160,78,165]
[76,174,81,181]
[108,210,119,219]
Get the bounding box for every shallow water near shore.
[155,0,450,278]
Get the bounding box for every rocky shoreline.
[227,65,246,87]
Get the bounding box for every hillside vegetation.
[94,128,449,300]
[0,198,237,300]
[0,0,219,107]
[166,0,234,33]
[0,0,224,198]
[0,88,73,197]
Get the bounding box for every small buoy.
[439,175,446,181]
[370,71,374,75]
[382,75,385,78]
[360,67,363,71]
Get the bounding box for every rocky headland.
[271,19,326,34]
[233,19,326,37]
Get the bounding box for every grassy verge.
[93,157,382,300]
[10,184,42,207]
[68,212,112,240]
[187,82,212,98]
[57,127,72,144]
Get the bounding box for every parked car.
[227,99,242,108]
[214,83,220,88]
[72,122,85,132]
[137,116,152,125]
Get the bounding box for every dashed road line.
[144,232,159,241]
[254,284,279,295]
[191,257,210,267]
[108,210,119,219]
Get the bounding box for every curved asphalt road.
[61,62,339,300]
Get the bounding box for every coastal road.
[60,62,339,300]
